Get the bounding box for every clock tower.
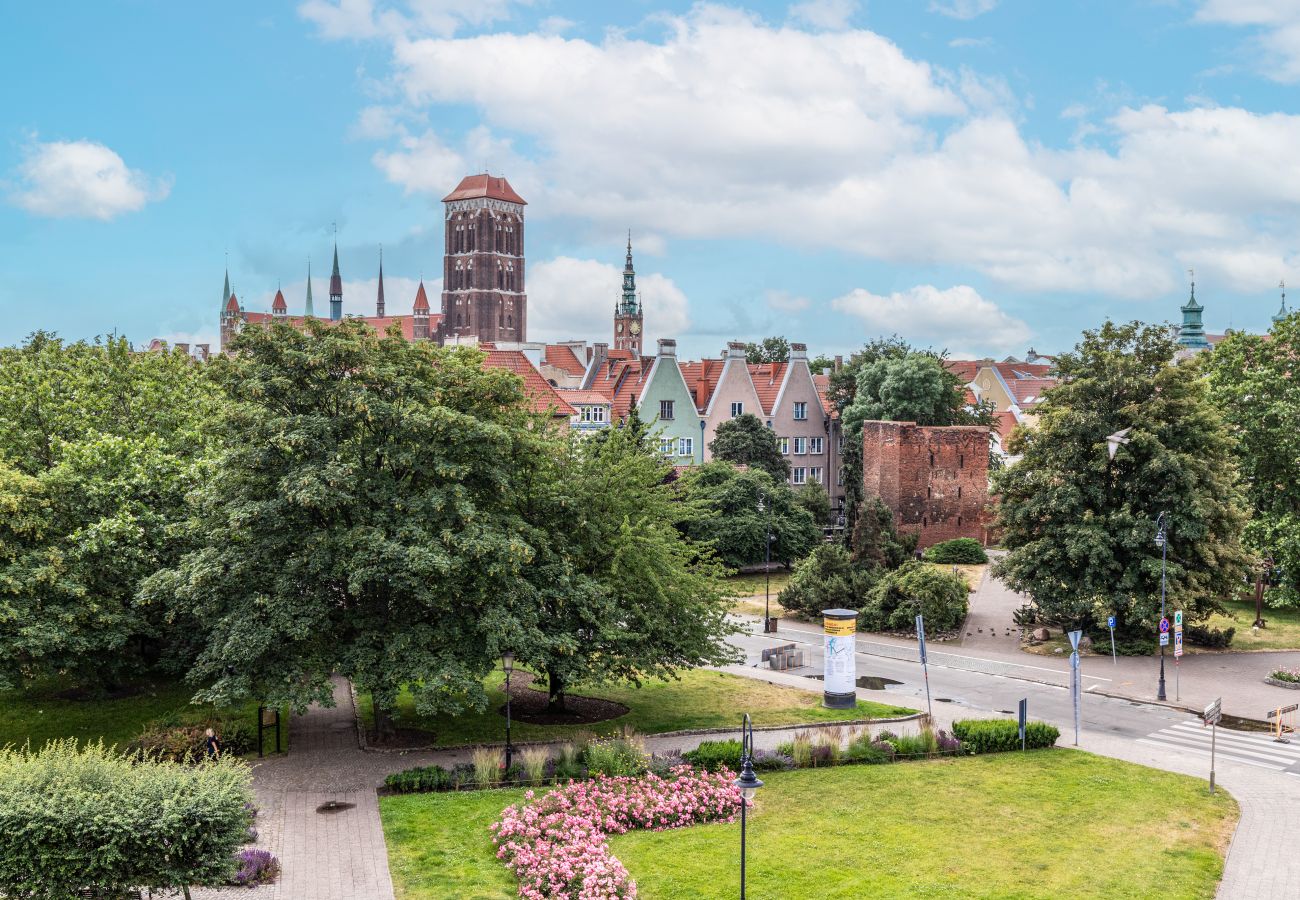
[614,231,644,354]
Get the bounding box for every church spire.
[329,230,343,321]
[305,260,315,318]
[376,247,386,317]
[619,230,638,316]
[222,266,231,310]
[1178,268,1208,350]
[1276,279,1290,324]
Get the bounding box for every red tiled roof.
[945,360,979,382]
[812,373,836,419]
[993,410,1020,441]
[586,355,653,419]
[558,390,611,406]
[678,359,727,413]
[482,349,575,417]
[1006,377,1056,406]
[963,387,978,406]
[747,363,787,416]
[225,293,240,312]
[545,344,587,377]
[442,174,527,205]
[413,281,430,311]
[240,312,443,340]
[271,289,286,311]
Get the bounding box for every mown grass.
[0,678,275,753]
[379,751,1237,900]
[1205,594,1300,652]
[356,668,916,747]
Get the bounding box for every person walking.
[203,727,222,760]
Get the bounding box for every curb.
[1264,676,1300,690]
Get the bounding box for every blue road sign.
[1107,615,1116,629]
[1159,617,1170,634]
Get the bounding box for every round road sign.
[1159,617,1170,634]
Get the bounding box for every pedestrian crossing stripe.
[1138,720,1300,773]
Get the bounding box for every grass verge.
[356,668,916,747]
[1205,595,1300,652]
[379,751,1237,900]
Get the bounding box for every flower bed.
[1266,667,1300,689]
[492,767,740,899]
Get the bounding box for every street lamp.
[502,651,515,770]
[735,713,764,900]
[758,490,776,633]
[1155,513,1169,702]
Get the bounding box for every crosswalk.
[1139,720,1300,773]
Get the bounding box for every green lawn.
[356,668,916,747]
[1206,595,1300,652]
[380,752,1237,900]
[0,678,274,754]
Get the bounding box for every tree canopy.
[1203,311,1300,605]
[708,412,790,482]
[744,336,791,364]
[993,321,1251,636]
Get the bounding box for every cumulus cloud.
[929,0,998,20]
[527,257,690,346]
[766,290,812,312]
[9,139,170,220]
[300,0,521,39]
[1196,0,1300,82]
[831,284,1031,356]
[372,130,466,195]
[788,0,858,30]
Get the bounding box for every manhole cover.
[316,801,356,814]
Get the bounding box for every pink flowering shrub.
[492,766,741,899]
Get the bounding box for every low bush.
[861,561,969,633]
[584,733,648,777]
[131,713,256,762]
[384,765,451,794]
[923,538,988,565]
[1185,623,1235,649]
[520,746,549,786]
[752,750,794,771]
[779,543,879,619]
[0,740,254,898]
[683,739,742,773]
[231,848,280,887]
[1271,667,1300,684]
[952,719,1059,754]
[471,747,503,787]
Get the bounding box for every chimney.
[726,341,746,359]
[592,342,609,369]
[195,344,210,362]
[790,342,807,360]
[834,355,843,371]
[175,342,189,355]
[657,338,677,357]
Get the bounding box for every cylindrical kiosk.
[822,608,859,709]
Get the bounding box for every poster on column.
[822,610,858,702]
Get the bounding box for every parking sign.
[1107,615,1116,629]
[1174,631,1183,658]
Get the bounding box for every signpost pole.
[1018,698,1027,751]
[1068,630,1082,746]
[1210,718,1217,794]
[1204,698,1221,795]
[1107,615,1117,666]
[1174,611,1184,702]
[916,613,933,722]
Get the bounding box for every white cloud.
[372,130,466,195]
[300,0,521,39]
[831,284,1031,356]
[929,0,998,20]
[9,139,170,220]
[949,36,992,48]
[526,257,690,346]
[766,290,811,312]
[1196,0,1300,82]
[788,0,858,30]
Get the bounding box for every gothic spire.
[222,266,231,309]
[305,259,315,318]
[1276,279,1290,324]
[329,231,343,321]
[619,230,638,316]
[376,246,386,317]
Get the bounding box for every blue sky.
[3,0,1299,359]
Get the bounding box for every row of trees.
[1,322,740,731]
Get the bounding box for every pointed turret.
[1177,272,1209,350]
[376,248,386,317]
[413,280,430,311]
[272,287,287,319]
[413,280,430,340]
[619,230,638,316]
[1275,280,1290,325]
[613,230,644,354]
[330,241,343,321]
[305,260,315,318]
[222,267,231,309]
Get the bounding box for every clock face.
[630,321,641,334]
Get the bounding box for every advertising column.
[822,608,859,709]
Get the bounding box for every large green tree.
[1204,311,1300,606]
[675,462,821,569]
[744,336,791,364]
[140,320,547,725]
[0,333,219,689]
[511,423,738,712]
[993,321,1251,636]
[709,413,790,482]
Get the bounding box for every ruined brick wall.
[861,421,990,548]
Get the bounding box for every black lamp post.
[758,491,775,633]
[1155,513,1168,702]
[502,651,515,770]
[735,713,764,900]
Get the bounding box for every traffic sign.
[1203,697,1222,725]
[1160,632,1169,646]
[1107,615,1116,629]
[1174,631,1183,658]
[1174,610,1183,627]
[1159,617,1170,634]
[1068,630,1082,651]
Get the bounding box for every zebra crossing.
[1138,720,1300,773]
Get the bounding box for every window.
[959,453,965,469]
[660,438,674,456]
[678,437,694,457]
[793,401,807,420]
[809,437,823,455]
[793,437,807,455]
[730,401,744,418]
[581,405,606,424]
[792,467,807,485]
[659,400,674,421]
[778,436,789,454]
[836,468,844,486]
[810,467,822,484]
[957,486,962,498]
[929,450,935,466]
[837,434,845,452]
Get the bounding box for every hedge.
[682,739,743,773]
[951,719,1060,753]
[0,740,254,898]
[923,538,988,565]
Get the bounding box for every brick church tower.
[437,174,527,344]
[614,232,643,355]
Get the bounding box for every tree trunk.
[373,701,395,742]
[546,667,567,714]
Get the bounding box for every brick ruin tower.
[437,174,527,343]
[613,231,643,355]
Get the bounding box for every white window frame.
[678,436,694,457]
[659,399,674,421]
[778,436,790,454]
[793,401,807,421]
[581,405,606,424]
[809,436,823,455]
[792,467,807,485]
[793,436,807,455]
[730,401,744,418]
[809,467,822,484]
[660,437,675,456]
